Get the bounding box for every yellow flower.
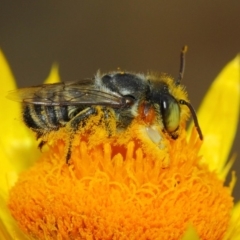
[0,49,239,239]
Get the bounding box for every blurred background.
[0,1,239,200]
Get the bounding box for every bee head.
[147,81,181,139]
[146,77,203,141]
[146,46,203,140]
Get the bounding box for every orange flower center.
[8,120,233,240]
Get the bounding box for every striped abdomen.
[23,104,80,132]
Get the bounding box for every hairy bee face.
[8,47,203,162]
[147,80,181,138]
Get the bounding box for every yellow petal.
[0,50,36,196]
[192,55,240,174]
[232,202,240,220]
[224,202,240,240]
[0,148,15,196]
[181,225,200,240]
[219,153,236,182]
[44,63,60,84]
[0,50,33,148]
[0,49,21,139]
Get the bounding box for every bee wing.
[7,79,130,108]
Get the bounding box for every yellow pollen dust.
[8,119,233,240]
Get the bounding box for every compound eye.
[160,95,180,135]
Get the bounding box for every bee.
[8,46,203,162]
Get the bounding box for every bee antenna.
[179,99,203,140]
[176,45,188,85]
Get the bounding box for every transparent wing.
[7,79,131,108]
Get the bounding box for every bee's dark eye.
[160,95,180,135]
[123,95,136,107]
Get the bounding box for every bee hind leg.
[34,130,48,151]
[65,106,98,164]
[38,140,47,150]
[70,107,98,131]
[65,106,116,164]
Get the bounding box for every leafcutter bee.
[8,46,203,162]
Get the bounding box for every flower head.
[0,49,239,239]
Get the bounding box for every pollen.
[8,121,233,240]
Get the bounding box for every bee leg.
[34,130,47,151]
[65,106,115,164]
[101,107,116,136]
[38,140,47,151]
[66,107,98,164]
[66,147,72,163]
[36,131,43,140]
[70,107,98,131]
